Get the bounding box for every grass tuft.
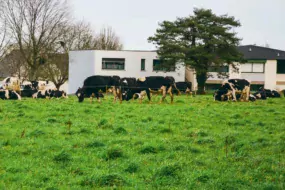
[86,140,105,148]
[114,127,128,134]
[53,151,72,163]
[106,148,124,160]
[140,145,157,154]
[124,163,140,173]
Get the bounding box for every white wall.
[68,50,185,94]
[93,50,185,81]
[241,73,265,83]
[68,51,96,94]
[264,60,277,89]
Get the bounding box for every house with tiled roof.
[187,45,285,91]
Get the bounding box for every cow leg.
[246,86,250,102]
[169,91,174,104]
[159,86,167,104]
[232,90,237,101]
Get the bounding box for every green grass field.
[0,95,285,189]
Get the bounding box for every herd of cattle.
[213,79,282,101]
[75,75,192,103]
[0,76,283,103]
[0,77,67,100]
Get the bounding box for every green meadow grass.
[0,95,285,189]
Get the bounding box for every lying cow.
[214,79,250,102]
[76,75,121,103]
[50,90,68,99]
[0,90,21,100]
[21,84,38,97]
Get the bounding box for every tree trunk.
[29,66,37,81]
[196,72,207,95]
[55,83,62,90]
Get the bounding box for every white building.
[68,50,185,94]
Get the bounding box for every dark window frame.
[277,60,285,74]
[208,65,229,73]
[153,59,176,72]
[141,59,145,71]
[241,63,265,73]
[102,58,125,70]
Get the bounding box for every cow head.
[122,89,133,101]
[76,87,85,102]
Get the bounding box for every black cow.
[20,84,38,97]
[0,90,21,100]
[174,82,192,96]
[76,75,121,103]
[50,90,68,99]
[214,79,250,101]
[122,76,176,103]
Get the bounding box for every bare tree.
[44,53,68,89]
[2,0,70,80]
[0,46,29,79]
[93,26,123,50]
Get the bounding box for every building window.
[141,59,145,71]
[208,65,229,72]
[277,60,285,74]
[241,63,264,73]
[102,58,125,70]
[153,59,175,71]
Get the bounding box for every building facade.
[186,45,285,91]
[68,50,185,94]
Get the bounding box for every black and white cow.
[50,90,68,99]
[122,76,176,104]
[0,90,21,100]
[214,79,250,102]
[2,77,21,94]
[76,75,121,103]
[32,89,53,99]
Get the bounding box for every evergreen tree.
[148,8,243,94]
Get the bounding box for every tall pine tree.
[148,8,243,94]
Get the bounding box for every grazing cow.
[174,82,193,96]
[214,79,250,102]
[76,75,121,103]
[0,90,21,100]
[122,76,176,104]
[213,87,233,101]
[2,77,21,94]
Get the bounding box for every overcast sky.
[70,0,285,51]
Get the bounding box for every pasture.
[0,95,285,189]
